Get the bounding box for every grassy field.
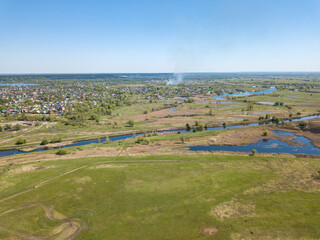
[0,154,319,239]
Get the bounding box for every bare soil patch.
[202,226,219,236]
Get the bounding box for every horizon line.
[1,71,320,75]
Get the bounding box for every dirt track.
[0,203,84,240]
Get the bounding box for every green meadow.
[0,154,319,239]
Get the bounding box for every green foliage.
[127,120,134,127]
[16,138,26,145]
[50,137,62,143]
[263,130,269,136]
[12,124,22,131]
[194,121,204,132]
[56,149,68,155]
[298,121,307,129]
[40,139,49,145]
[4,124,11,130]
[251,149,257,156]
[135,137,150,145]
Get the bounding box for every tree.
[186,123,191,131]
[251,149,257,156]
[298,121,307,129]
[247,104,254,111]
[56,149,68,155]
[16,138,26,145]
[40,139,49,145]
[128,120,134,127]
[194,121,204,132]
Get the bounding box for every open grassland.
[0,154,319,239]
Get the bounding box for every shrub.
[40,139,49,145]
[298,121,307,129]
[50,137,62,143]
[56,149,67,155]
[251,149,257,156]
[263,130,268,136]
[128,120,134,127]
[135,137,149,145]
[194,122,204,131]
[16,138,26,145]
[186,123,191,131]
[4,124,11,130]
[12,124,22,131]
[0,126,2,132]
[297,112,301,116]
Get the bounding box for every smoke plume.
[166,73,184,85]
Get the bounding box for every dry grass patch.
[74,176,91,184]
[91,164,127,169]
[211,200,255,219]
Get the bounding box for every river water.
[0,115,319,158]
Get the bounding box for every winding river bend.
[0,115,319,158]
[214,87,277,100]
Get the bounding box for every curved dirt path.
[0,203,85,240]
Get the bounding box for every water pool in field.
[188,130,320,155]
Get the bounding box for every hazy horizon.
[1,0,320,73]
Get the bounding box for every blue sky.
[0,0,320,73]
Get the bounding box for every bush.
[251,149,257,156]
[16,138,26,145]
[135,137,150,145]
[40,139,49,145]
[12,124,22,131]
[298,121,307,129]
[56,149,68,155]
[127,120,134,127]
[263,130,269,136]
[50,137,62,143]
[194,121,204,131]
[4,124,11,130]
[0,126,2,132]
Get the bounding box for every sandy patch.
[202,227,219,236]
